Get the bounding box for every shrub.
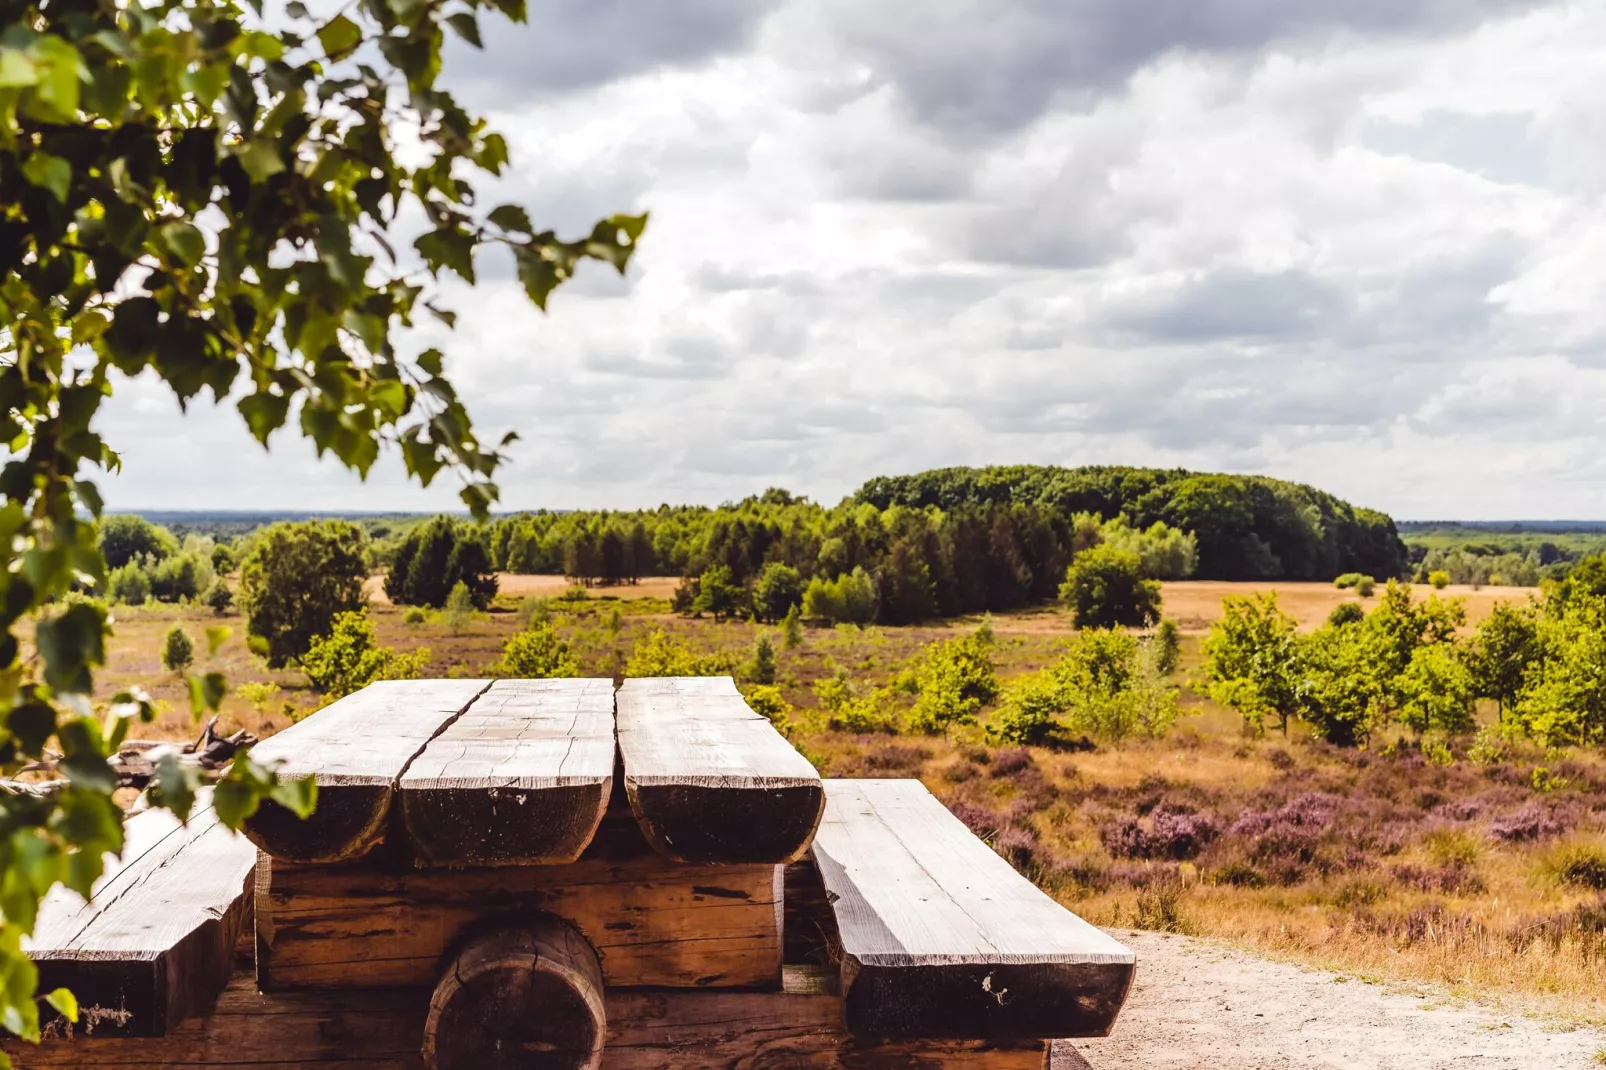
[990,673,1068,745]
[496,621,580,678]
[203,579,233,615]
[625,630,737,677]
[403,605,430,626]
[99,514,177,569]
[1055,629,1179,742]
[1489,804,1567,843]
[746,633,777,685]
[1151,619,1180,676]
[441,580,476,629]
[1060,545,1161,629]
[753,563,804,623]
[802,567,876,625]
[1327,601,1365,627]
[906,630,998,735]
[385,516,497,610]
[160,625,194,673]
[1356,576,1377,597]
[781,604,804,649]
[1552,844,1606,890]
[149,551,210,602]
[742,684,790,728]
[240,520,369,669]
[691,564,744,620]
[832,688,900,734]
[1335,573,1363,589]
[301,610,429,696]
[108,561,151,606]
[1429,570,1451,590]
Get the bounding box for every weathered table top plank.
[26,793,257,1036]
[813,778,1135,1039]
[615,676,823,863]
[399,678,617,865]
[244,679,490,862]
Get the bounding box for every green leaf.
[445,13,482,47]
[235,139,285,183]
[158,222,206,267]
[20,153,69,202]
[317,15,363,60]
[272,774,318,818]
[186,671,227,716]
[0,49,36,88]
[237,391,289,445]
[416,348,444,377]
[487,204,532,235]
[43,989,78,1024]
[205,626,231,658]
[152,751,199,822]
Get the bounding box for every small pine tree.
[204,579,233,616]
[1152,618,1181,676]
[781,604,803,649]
[606,605,622,637]
[442,580,475,630]
[748,633,777,685]
[161,625,194,673]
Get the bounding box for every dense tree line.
[854,465,1408,581]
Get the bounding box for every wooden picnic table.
[13,676,1134,1069]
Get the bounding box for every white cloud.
[99,0,1606,520]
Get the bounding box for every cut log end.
[402,782,608,867]
[422,918,605,1070]
[627,781,824,864]
[243,787,390,864]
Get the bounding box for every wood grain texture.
[14,970,1050,1068]
[256,827,783,990]
[615,676,823,863]
[400,679,614,866]
[244,680,490,863]
[814,779,1136,1040]
[423,919,605,1070]
[26,797,257,1037]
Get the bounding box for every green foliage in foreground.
[0,0,642,1049]
[301,611,428,698]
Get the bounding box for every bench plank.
[27,797,257,1037]
[399,678,614,865]
[813,779,1135,1040]
[615,676,822,863]
[244,679,489,863]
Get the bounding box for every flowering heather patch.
[1390,862,1487,895]
[1099,808,1220,860]
[945,800,1004,839]
[990,746,1033,777]
[863,743,931,774]
[1488,804,1570,843]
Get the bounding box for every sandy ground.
[366,573,684,604]
[1159,581,1535,634]
[1055,930,1606,1069]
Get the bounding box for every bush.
[149,551,210,602]
[990,673,1068,745]
[742,684,790,728]
[385,516,497,609]
[108,561,151,606]
[1551,844,1606,890]
[907,629,998,735]
[99,514,177,569]
[204,580,233,615]
[301,610,429,696]
[161,625,194,673]
[403,605,429,625]
[1055,628,1180,741]
[1429,570,1451,590]
[624,629,737,677]
[781,604,803,649]
[441,580,476,629]
[1059,545,1161,629]
[746,633,776,685]
[753,562,804,622]
[692,564,744,620]
[1151,619,1180,676]
[1334,572,1363,589]
[1355,576,1377,597]
[1327,601,1365,627]
[496,621,580,678]
[802,567,876,624]
[240,520,370,669]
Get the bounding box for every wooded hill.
[855,466,1407,582]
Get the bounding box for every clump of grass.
[1549,843,1606,890]
[1424,828,1480,868]
[1132,880,1191,933]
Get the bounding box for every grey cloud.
[816,0,1557,138]
[1101,269,1353,343]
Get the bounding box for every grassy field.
[100,576,1606,1023]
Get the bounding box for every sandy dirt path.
[1055,930,1606,1069]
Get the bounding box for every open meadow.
[96,574,1606,1026]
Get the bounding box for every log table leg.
[422,917,606,1070]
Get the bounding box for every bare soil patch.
[1160,581,1533,634]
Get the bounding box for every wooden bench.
[16,678,1132,1067]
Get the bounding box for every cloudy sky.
[103,0,1606,519]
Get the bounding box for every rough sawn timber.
[615,676,823,863]
[26,793,258,1037]
[256,820,783,990]
[244,679,489,863]
[422,918,605,1070]
[400,678,614,866]
[813,778,1136,1039]
[12,969,1050,1068]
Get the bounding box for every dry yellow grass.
[1160,580,1535,634]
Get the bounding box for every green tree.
[107,561,151,606]
[1428,570,1451,590]
[781,604,804,649]
[1202,593,1306,734]
[160,625,194,674]
[301,611,428,698]
[441,580,475,630]
[1396,643,1476,736]
[98,515,177,569]
[692,564,744,621]
[752,562,804,623]
[1465,600,1541,719]
[1514,594,1606,746]
[238,521,369,669]
[496,622,580,679]
[1151,619,1181,676]
[747,633,777,685]
[0,0,642,1046]
[907,630,998,735]
[204,580,233,616]
[1059,545,1161,629]
[385,517,498,610]
[801,567,876,624]
[1053,628,1179,741]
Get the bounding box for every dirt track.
[1056,929,1606,1069]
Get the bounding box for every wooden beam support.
[26,796,257,1037]
[813,779,1136,1040]
[13,969,1051,1068]
[244,679,489,863]
[400,678,615,866]
[422,918,605,1070]
[615,676,823,863]
[256,818,783,991]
